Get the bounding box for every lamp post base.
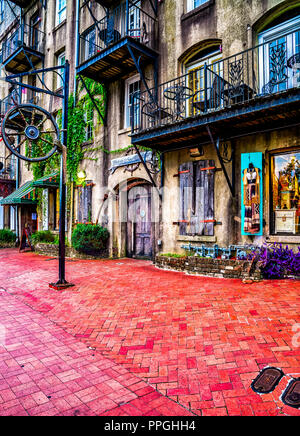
[49,281,75,291]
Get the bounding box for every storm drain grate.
[251,367,284,394]
[282,379,300,409]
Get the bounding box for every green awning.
[32,171,59,188]
[0,181,37,205]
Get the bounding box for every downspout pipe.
[74,0,80,103]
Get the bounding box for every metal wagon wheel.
[1,103,59,163]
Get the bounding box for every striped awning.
[32,171,59,188]
[0,181,37,205]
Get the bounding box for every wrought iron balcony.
[78,1,157,81]
[0,156,17,181]
[6,0,28,6]
[1,23,45,73]
[0,90,19,115]
[131,29,300,149]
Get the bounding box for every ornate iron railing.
[132,29,300,133]
[79,1,156,64]
[0,90,19,114]
[0,156,16,180]
[1,23,45,63]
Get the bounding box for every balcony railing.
[79,1,156,65]
[1,22,45,64]
[0,90,19,115]
[132,29,300,134]
[0,156,16,181]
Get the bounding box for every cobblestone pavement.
[0,249,299,416]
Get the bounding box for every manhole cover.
[282,379,300,409]
[251,367,284,394]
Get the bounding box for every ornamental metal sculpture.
[0,61,73,290]
[1,103,59,162]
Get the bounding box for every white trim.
[56,0,66,26]
[124,74,140,129]
[258,15,300,92]
[186,0,209,13]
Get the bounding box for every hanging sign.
[241,152,263,236]
[109,151,153,174]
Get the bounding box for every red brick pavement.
[0,287,193,416]
[0,249,299,416]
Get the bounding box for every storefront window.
[271,151,300,235]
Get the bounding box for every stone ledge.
[35,243,109,260]
[155,255,261,280]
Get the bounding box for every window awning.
[32,171,59,188]
[0,181,37,205]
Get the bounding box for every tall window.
[56,0,66,26]
[128,1,141,38]
[271,150,300,235]
[0,0,4,24]
[186,49,223,115]
[258,15,300,93]
[56,51,65,89]
[124,75,140,128]
[83,26,96,61]
[84,102,93,141]
[187,0,209,13]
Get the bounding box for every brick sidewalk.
[0,249,299,416]
[0,288,193,416]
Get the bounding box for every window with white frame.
[84,102,94,141]
[56,0,66,26]
[187,0,209,13]
[56,51,65,89]
[0,0,4,24]
[258,15,300,93]
[124,75,140,129]
[185,49,223,115]
[83,26,96,61]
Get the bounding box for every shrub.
[31,230,55,244]
[250,242,300,279]
[72,224,109,255]
[160,253,186,258]
[0,229,16,243]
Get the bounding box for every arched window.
[258,14,300,92]
[185,46,223,115]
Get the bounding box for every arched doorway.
[126,181,153,259]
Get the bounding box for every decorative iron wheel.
[124,147,140,175]
[1,104,59,163]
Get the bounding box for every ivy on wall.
[26,77,107,184]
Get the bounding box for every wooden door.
[127,184,152,258]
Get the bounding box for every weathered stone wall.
[155,254,262,280]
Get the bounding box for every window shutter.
[203,159,215,236]
[78,182,93,223]
[179,160,215,236]
[179,162,194,235]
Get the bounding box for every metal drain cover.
[251,367,284,394]
[282,379,300,409]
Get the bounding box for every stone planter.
[155,255,262,280]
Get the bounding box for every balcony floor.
[3,46,44,73]
[131,87,300,151]
[77,36,158,83]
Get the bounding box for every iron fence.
[132,29,300,133]
[1,23,45,63]
[79,1,156,64]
